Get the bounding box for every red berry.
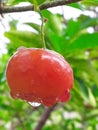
[6,48,74,106]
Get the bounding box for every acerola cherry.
[6,48,74,107]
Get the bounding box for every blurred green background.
[0,0,98,130]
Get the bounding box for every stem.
[39,12,46,49]
[33,0,38,11]
[34,105,56,130]
[33,0,46,49]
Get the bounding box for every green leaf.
[88,88,97,107]
[64,16,98,39]
[4,31,42,50]
[27,0,54,5]
[65,19,81,38]
[82,0,98,6]
[92,85,98,97]
[68,3,83,10]
[65,33,98,53]
[78,15,98,30]
[8,0,27,5]
[42,10,62,35]
[87,109,98,119]
[25,22,40,32]
[46,30,66,54]
[76,78,89,101]
[67,58,98,86]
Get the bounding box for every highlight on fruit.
[6,47,74,107]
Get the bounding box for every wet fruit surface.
[6,48,74,106]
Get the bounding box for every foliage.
[0,0,98,130]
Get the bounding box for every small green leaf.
[65,19,81,38]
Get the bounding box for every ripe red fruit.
[6,48,74,106]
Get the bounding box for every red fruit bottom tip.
[10,89,70,107]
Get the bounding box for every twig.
[34,105,56,130]
[0,0,82,14]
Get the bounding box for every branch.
[0,0,82,14]
[34,105,56,130]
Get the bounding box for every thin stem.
[33,0,46,49]
[33,0,38,11]
[40,12,46,49]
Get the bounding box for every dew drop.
[28,102,41,107]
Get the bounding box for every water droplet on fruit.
[28,102,41,107]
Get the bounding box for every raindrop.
[28,102,41,107]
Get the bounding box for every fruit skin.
[6,48,74,106]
